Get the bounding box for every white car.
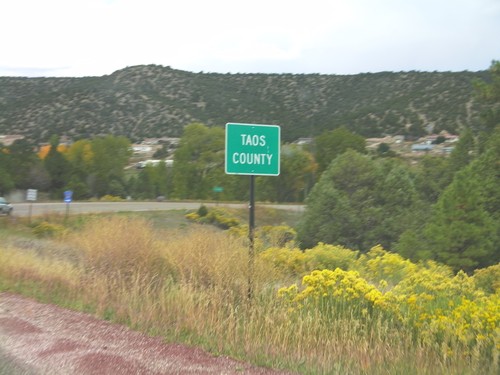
[0,197,13,215]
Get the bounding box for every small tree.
[376,142,396,157]
[314,127,366,175]
[44,136,71,196]
[422,168,497,272]
[474,60,500,150]
[0,166,14,195]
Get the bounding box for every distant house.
[142,138,160,145]
[425,131,459,144]
[411,144,434,152]
[366,136,394,150]
[446,135,460,143]
[135,159,173,169]
[295,137,313,146]
[393,135,405,143]
[132,144,153,154]
[0,134,24,146]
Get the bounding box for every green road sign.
[225,123,280,176]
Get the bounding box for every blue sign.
[64,190,73,203]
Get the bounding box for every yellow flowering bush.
[304,242,359,271]
[356,244,418,286]
[473,263,500,294]
[185,212,200,221]
[260,247,308,276]
[99,194,125,202]
[205,209,240,229]
[260,242,359,277]
[277,244,500,366]
[279,268,385,312]
[257,225,296,247]
[185,208,240,229]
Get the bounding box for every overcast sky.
[1,0,499,77]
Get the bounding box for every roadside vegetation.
[1,61,498,374]
[0,211,498,374]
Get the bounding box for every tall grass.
[0,215,496,374]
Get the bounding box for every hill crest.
[0,64,488,143]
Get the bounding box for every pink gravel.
[0,293,295,374]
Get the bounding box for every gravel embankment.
[0,293,294,375]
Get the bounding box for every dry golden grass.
[0,215,493,374]
[0,246,82,305]
[67,216,161,276]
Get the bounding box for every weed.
[0,215,497,374]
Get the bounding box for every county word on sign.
[225,123,280,176]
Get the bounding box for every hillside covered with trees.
[1,62,498,274]
[0,65,490,143]
[1,62,499,375]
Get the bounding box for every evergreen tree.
[298,150,424,251]
[422,166,497,272]
[297,180,356,249]
[414,155,451,203]
[375,163,423,248]
[44,136,71,195]
[471,127,500,234]
[88,136,130,197]
[0,165,14,195]
[474,60,500,150]
[6,139,38,189]
[27,161,51,192]
[297,149,378,250]
[0,150,14,194]
[409,127,498,272]
[314,127,366,176]
[447,128,475,174]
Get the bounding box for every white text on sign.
[232,153,273,165]
[232,134,272,165]
[241,134,266,146]
[225,123,280,176]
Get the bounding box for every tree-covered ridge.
[1,62,498,274]
[0,65,489,142]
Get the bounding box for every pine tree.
[422,149,499,272]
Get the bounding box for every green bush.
[206,209,240,229]
[197,205,208,217]
[32,221,66,238]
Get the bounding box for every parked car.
[0,197,13,215]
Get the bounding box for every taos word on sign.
[225,123,280,176]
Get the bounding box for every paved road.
[10,201,304,217]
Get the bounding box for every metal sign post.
[26,189,37,224]
[225,123,280,299]
[248,175,255,299]
[213,186,223,205]
[63,190,73,220]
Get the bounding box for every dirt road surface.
[0,293,294,375]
